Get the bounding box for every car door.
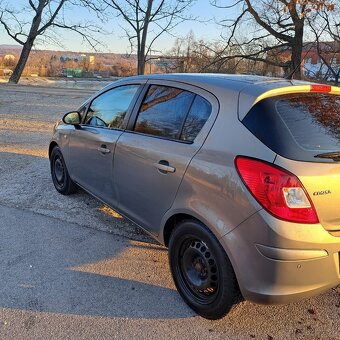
[67,83,143,206]
[113,80,218,235]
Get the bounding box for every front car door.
[113,80,219,235]
[67,83,143,206]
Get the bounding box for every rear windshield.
[242,93,340,162]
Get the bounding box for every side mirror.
[62,111,81,125]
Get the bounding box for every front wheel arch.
[49,141,58,159]
[50,145,77,195]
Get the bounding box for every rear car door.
[113,80,218,235]
[67,83,143,206]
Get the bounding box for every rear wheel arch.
[168,218,241,319]
[163,213,202,247]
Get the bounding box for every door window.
[85,85,140,129]
[134,85,195,139]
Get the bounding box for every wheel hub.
[193,258,207,278]
[54,158,64,183]
[181,240,218,296]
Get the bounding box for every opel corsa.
[49,74,340,319]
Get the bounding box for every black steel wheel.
[169,220,240,319]
[50,146,77,195]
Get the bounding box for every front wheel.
[50,146,77,195]
[168,220,240,319]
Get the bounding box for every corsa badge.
[313,190,331,196]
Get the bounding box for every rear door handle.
[98,145,110,154]
[153,161,176,174]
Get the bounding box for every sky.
[0,0,237,54]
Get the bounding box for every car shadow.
[0,151,192,319]
[0,203,193,319]
[1,151,339,332]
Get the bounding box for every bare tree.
[211,0,335,79]
[104,0,195,75]
[308,6,340,84]
[0,0,102,83]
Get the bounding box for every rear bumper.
[220,211,340,304]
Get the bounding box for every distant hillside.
[0,45,136,58]
[0,44,22,49]
[0,46,138,66]
[0,45,22,55]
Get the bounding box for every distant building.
[302,42,339,81]
[268,41,340,80]
[89,55,95,65]
[60,54,95,64]
[62,68,83,77]
[60,55,82,62]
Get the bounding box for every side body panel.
[65,81,146,207]
[160,89,277,242]
[67,127,122,205]
[114,80,219,235]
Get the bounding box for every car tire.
[168,220,240,319]
[50,146,77,195]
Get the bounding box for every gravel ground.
[0,83,339,339]
[0,83,149,242]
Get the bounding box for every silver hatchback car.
[50,74,340,319]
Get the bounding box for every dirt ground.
[0,83,339,339]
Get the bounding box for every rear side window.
[134,85,212,141]
[243,93,340,162]
[180,96,212,142]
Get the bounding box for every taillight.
[235,156,319,224]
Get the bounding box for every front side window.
[134,85,195,139]
[85,85,140,129]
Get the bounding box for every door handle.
[97,145,110,154]
[153,161,176,174]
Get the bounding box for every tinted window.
[275,93,339,151]
[243,93,340,162]
[180,95,212,142]
[134,85,195,139]
[86,85,139,129]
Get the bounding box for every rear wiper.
[314,152,340,162]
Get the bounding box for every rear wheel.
[168,220,240,319]
[50,146,77,195]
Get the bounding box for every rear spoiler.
[253,84,340,105]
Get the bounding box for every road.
[0,83,339,339]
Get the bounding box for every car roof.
[110,73,335,119]
[119,73,300,92]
